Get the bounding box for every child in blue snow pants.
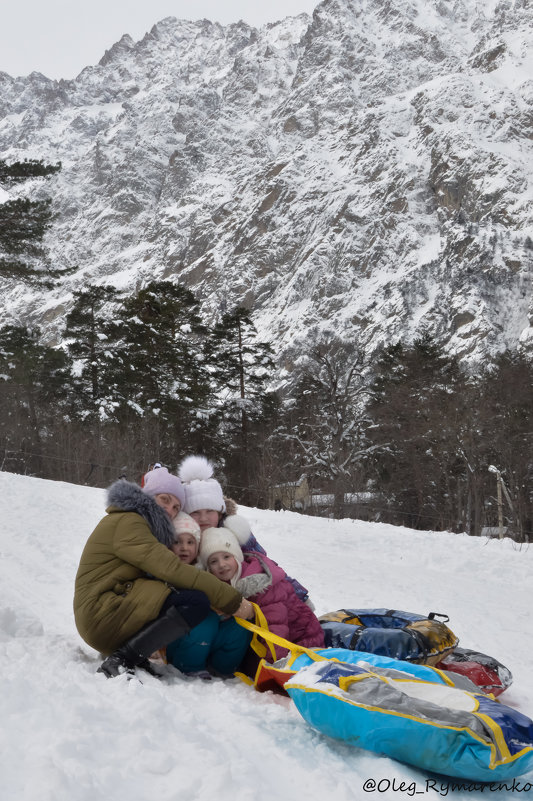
[166,611,251,676]
[163,511,252,676]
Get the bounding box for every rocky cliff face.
[0,0,531,369]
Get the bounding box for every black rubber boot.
[98,606,190,678]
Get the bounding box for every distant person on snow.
[73,466,253,678]
[199,522,325,661]
[162,510,252,677]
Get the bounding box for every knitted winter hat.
[199,526,244,570]
[172,511,201,543]
[178,455,226,514]
[142,467,185,508]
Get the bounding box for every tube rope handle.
[235,602,326,663]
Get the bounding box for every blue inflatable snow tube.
[285,659,533,782]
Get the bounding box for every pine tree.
[208,306,275,406]
[367,333,466,530]
[0,159,61,183]
[205,306,278,502]
[0,325,74,475]
[0,159,61,284]
[275,339,374,515]
[101,281,214,457]
[63,285,120,415]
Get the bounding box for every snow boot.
[98,606,190,678]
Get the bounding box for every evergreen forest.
[1,159,531,541]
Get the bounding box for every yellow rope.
[235,602,327,663]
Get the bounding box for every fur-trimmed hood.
[223,497,239,517]
[106,479,175,548]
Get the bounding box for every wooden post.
[488,464,505,539]
[496,474,504,539]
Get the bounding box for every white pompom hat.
[178,455,226,515]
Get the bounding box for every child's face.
[190,509,221,531]
[171,533,198,564]
[207,551,239,582]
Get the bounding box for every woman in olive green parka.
[74,469,252,677]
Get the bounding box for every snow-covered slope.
[0,0,532,368]
[0,469,532,800]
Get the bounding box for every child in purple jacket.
[199,522,325,661]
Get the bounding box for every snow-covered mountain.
[0,0,532,368]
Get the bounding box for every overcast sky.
[0,1,319,81]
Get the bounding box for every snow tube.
[285,659,533,782]
[318,608,513,695]
[254,647,480,695]
[319,608,458,665]
[436,647,513,697]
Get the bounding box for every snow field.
[0,470,532,800]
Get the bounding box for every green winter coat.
[74,484,242,655]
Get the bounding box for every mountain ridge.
[0,0,531,370]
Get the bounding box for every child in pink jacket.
[199,522,324,661]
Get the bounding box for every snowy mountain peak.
[0,0,531,368]
[98,34,136,68]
